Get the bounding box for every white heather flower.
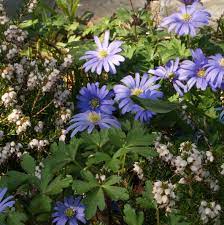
[35,162,44,179]
[1,64,14,80]
[42,69,60,92]
[59,129,67,142]
[220,163,224,175]
[27,0,38,13]
[34,121,44,133]
[133,162,144,180]
[199,201,221,224]
[16,117,31,134]
[155,142,174,163]
[28,139,49,151]
[152,181,176,212]
[1,88,17,107]
[0,142,23,164]
[4,25,28,45]
[60,54,73,69]
[7,108,22,123]
[206,151,214,162]
[0,0,9,25]
[0,130,4,140]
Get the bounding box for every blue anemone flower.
[179,48,208,91]
[179,0,200,5]
[67,111,120,137]
[205,54,224,89]
[149,58,187,96]
[0,188,15,213]
[77,82,115,114]
[114,73,163,123]
[160,3,210,36]
[52,196,86,225]
[80,30,125,75]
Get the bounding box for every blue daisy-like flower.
[0,188,15,213]
[149,58,187,96]
[77,82,115,114]
[160,3,210,36]
[114,73,163,123]
[179,48,208,91]
[80,30,125,75]
[52,196,86,225]
[205,54,224,88]
[67,111,120,137]
[179,0,200,5]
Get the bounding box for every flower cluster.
[152,181,176,212]
[0,0,8,25]
[67,82,120,137]
[199,201,221,224]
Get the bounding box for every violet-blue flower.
[67,111,120,137]
[148,58,187,96]
[179,48,208,90]
[0,188,15,213]
[77,82,115,114]
[205,54,224,88]
[52,196,86,225]
[179,0,199,5]
[160,3,210,36]
[80,30,125,75]
[114,73,163,123]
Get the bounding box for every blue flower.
[179,48,208,90]
[0,188,15,213]
[77,82,115,114]
[80,30,125,75]
[205,54,224,89]
[160,3,210,36]
[67,111,120,137]
[114,73,163,123]
[52,196,86,225]
[179,0,200,5]
[149,58,187,96]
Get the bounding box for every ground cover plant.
[0,0,224,224]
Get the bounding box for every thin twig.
[33,99,54,117]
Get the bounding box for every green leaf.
[0,171,29,191]
[19,19,38,29]
[168,213,190,225]
[29,195,52,215]
[73,180,99,194]
[137,180,156,209]
[131,96,178,113]
[45,175,73,195]
[103,185,129,201]
[86,152,111,167]
[7,212,27,225]
[21,154,36,175]
[123,204,144,225]
[84,188,106,219]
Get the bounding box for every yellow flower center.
[219,58,224,67]
[182,13,192,21]
[90,98,100,108]
[88,112,101,123]
[168,73,175,80]
[197,69,206,77]
[98,50,108,59]
[131,88,143,96]
[65,208,75,218]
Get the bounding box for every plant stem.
[156,206,160,225]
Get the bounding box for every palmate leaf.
[7,212,27,225]
[73,172,129,219]
[131,96,178,113]
[123,204,144,225]
[137,180,156,209]
[21,154,36,175]
[168,213,190,225]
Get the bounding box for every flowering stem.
[156,206,160,225]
